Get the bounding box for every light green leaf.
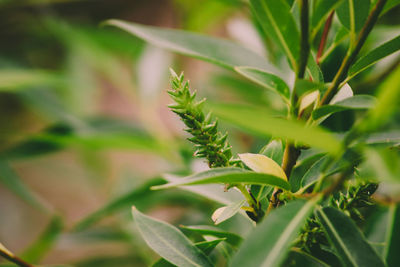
[384,203,400,267]
[152,239,225,267]
[131,207,213,267]
[260,139,284,166]
[105,20,272,71]
[234,67,290,100]
[210,103,342,155]
[0,69,64,91]
[74,178,164,230]
[365,130,400,145]
[239,153,287,180]
[315,207,385,267]
[359,148,400,183]
[180,225,243,247]
[294,79,326,98]
[211,200,246,225]
[152,167,291,191]
[348,35,400,80]
[250,0,300,70]
[336,0,370,33]
[0,161,48,211]
[21,216,63,263]
[231,199,319,267]
[312,95,376,120]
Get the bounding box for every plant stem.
[297,0,310,79]
[0,246,34,267]
[319,0,387,106]
[316,11,334,65]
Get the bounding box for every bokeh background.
[0,0,399,266]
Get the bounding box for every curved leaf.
[312,95,376,120]
[231,199,319,267]
[234,67,290,100]
[180,225,243,247]
[210,103,342,155]
[238,153,287,180]
[348,35,400,80]
[315,207,385,267]
[336,0,370,33]
[311,0,343,39]
[105,20,272,71]
[131,207,213,267]
[211,200,246,225]
[152,167,291,191]
[250,0,300,69]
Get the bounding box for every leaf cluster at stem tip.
[168,69,240,168]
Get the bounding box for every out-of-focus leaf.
[234,67,290,101]
[336,0,370,33]
[74,178,164,230]
[0,161,48,211]
[0,69,64,91]
[152,167,291,191]
[105,20,272,71]
[250,0,300,70]
[382,0,400,15]
[315,207,385,267]
[365,130,400,145]
[211,200,246,225]
[363,207,390,256]
[180,225,243,247]
[311,0,343,39]
[131,207,213,267]
[282,248,329,266]
[312,95,376,120]
[231,199,318,267]
[21,216,63,263]
[384,203,400,267]
[294,79,325,98]
[359,148,400,183]
[210,103,342,155]
[152,238,225,267]
[348,35,400,80]
[330,83,353,104]
[239,153,287,180]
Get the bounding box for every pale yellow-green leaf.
[239,153,287,180]
[299,90,319,113]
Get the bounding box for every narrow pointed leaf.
[131,207,213,267]
[311,0,343,39]
[250,0,300,69]
[212,200,246,225]
[234,67,290,100]
[384,203,400,267]
[210,103,342,155]
[105,20,272,71]
[349,35,400,79]
[336,0,370,32]
[180,225,243,247]
[315,207,385,267]
[231,199,319,267]
[312,95,376,120]
[283,249,330,267]
[152,167,290,191]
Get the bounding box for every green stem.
[319,0,387,106]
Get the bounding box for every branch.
[0,244,34,267]
[319,0,387,106]
[316,11,334,65]
[297,0,310,79]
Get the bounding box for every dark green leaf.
[301,156,328,188]
[152,167,291,191]
[312,95,376,120]
[315,207,385,267]
[231,199,319,267]
[180,225,243,247]
[260,139,285,166]
[349,35,400,80]
[210,103,342,155]
[234,67,290,100]
[131,207,213,267]
[336,0,370,32]
[250,0,300,70]
[282,248,329,267]
[311,0,343,40]
[106,20,272,71]
[384,203,400,267]
[382,0,400,15]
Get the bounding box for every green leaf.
[311,0,343,40]
[382,0,400,15]
[231,199,319,267]
[294,79,326,98]
[0,69,64,91]
[283,248,330,267]
[290,152,326,192]
[152,167,291,191]
[21,216,63,263]
[180,225,243,247]
[74,178,164,230]
[239,153,287,180]
[315,207,385,267]
[301,156,328,188]
[152,239,225,267]
[210,103,342,155]
[131,207,213,267]
[0,161,48,211]
[312,95,376,120]
[211,200,246,225]
[260,139,284,166]
[365,130,400,145]
[336,0,370,33]
[250,0,300,70]
[234,67,290,101]
[105,20,272,71]
[348,35,400,80]
[384,203,400,267]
